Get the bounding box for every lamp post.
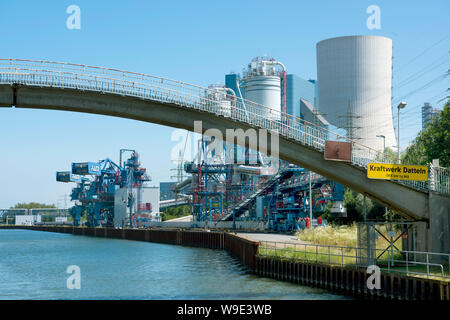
[377,134,389,218]
[309,171,312,225]
[397,102,407,164]
[376,134,385,162]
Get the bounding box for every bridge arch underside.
[0,84,430,221]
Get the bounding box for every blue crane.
[56,150,150,227]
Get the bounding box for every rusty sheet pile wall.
[255,256,449,300]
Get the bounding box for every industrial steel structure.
[181,136,346,231]
[422,102,442,128]
[56,149,160,227]
[176,56,346,231]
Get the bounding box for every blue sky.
[0,0,448,208]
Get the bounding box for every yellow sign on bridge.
[367,163,428,181]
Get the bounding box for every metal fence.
[430,165,450,194]
[28,208,70,217]
[1,58,448,195]
[0,209,27,224]
[258,240,450,280]
[0,208,70,224]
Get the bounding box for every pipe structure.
[222,87,236,97]
[261,60,287,74]
[235,79,248,120]
[209,86,236,98]
[235,165,263,174]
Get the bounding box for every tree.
[11,202,56,209]
[323,188,389,225]
[161,205,191,221]
[322,188,363,225]
[403,102,449,167]
[343,189,362,222]
[375,147,397,163]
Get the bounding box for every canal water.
[0,229,347,300]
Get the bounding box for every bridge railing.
[258,240,450,280]
[430,165,450,194]
[1,59,448,195]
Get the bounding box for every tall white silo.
[316,35,397,151]
[242,57,286,120]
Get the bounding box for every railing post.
[406,251,409,275]
[294,243,296,259]
[329,245,331,264]
[388,250,391,273]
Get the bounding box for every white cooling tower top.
[316,35,397,151]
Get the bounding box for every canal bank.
[1,225,449,300]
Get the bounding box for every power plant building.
[316,35,397,151]
[225,58,318,121]
[422,102,442,128]
[160,182,176,200]
[287,75,316,119]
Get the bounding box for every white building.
[316,35,397,151]
[114,187,161,228]
[15,215,41,226]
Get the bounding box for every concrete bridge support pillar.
[429,193,450,255]
[415,193,450,260]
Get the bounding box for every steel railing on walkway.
[258,240,450,280]
[1,59,448,195]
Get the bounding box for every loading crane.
[56,150,151,227]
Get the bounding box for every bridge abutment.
[413,193,450,260]
[429,193,450,256]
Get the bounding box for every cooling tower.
[316,35,397,151]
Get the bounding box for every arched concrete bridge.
[0,59,448,252]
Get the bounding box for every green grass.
[161,205,191,221]
[295,224,358,247]
[263,223,429,270]
[295,223,403,251]
[257,243,359,266]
